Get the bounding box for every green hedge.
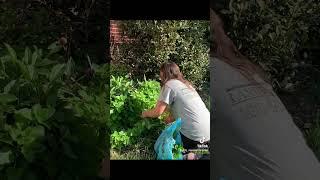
[111,20,210,92]
[219,0,320,91]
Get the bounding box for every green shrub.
[110,75,134,130]
[0,6,62,50]
[110,63,129,77]
[110,75,165,152]
[0,2,109,65]
[305,111,320,160]
[112,20,210,92]
[0,44,108,179]
[220,0,320,91]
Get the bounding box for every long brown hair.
[210,8,270,83]
[159,62,194,89]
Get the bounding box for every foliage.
[0,5,64,56]
[112,20,210,92]
[0,0,109,65]
[219,0,320,91]
[172,129,184,159]
[110,140,156,160]
[110,75,165,153]
[305,111,320,160]
[172,144,184,160]
[0,44,108,179]
[110,63,128,77]
[110,75,134,130]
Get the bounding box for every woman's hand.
[141,111,147,118]
[164,115,174,124]
[140,101,167,119]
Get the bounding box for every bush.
[110,63,128,77]
[0,1,109,65]
[305,111,320,160]
[0,44,108,179]
[219,0,320,91]
[112,20,210,92]
[0,5,64,52]
[110,75,165,153]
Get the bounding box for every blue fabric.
[154,118,183,160]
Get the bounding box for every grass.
[305,110,320,160]
[111,140,156,160]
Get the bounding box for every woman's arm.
[141,100,167,118]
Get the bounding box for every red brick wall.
[110,20,132,44]
[110,20,121,44]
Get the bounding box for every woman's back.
[212,56,320,180]
[160,79,210,142]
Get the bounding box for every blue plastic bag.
[154,118,183,160]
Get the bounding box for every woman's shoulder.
[165,79,181,85]
[165,79,186,88]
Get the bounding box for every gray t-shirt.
[211,56,320,180]
[158,79,210,142]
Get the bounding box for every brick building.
[110,20,132,44]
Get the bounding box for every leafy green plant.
[128,80,161,126]
[220,0,320,91]
[172,144,184,160]
[305,111,320,160]
[110,75,165,154]
[110,75,134,129]
[0,5,62,51]
[110,63,129,77]
[1,1,109,67]
[111,131,131,150]
[0,43,108,180]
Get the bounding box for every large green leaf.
[15,108,33,121]
[17,61,29,80]
[22,126,45,143]
[0,60,8,79]
[0,151,11,165]
[0,93,17,104]
[47,42,62,57]
[49,64,65,82]
[36,58,56,67]
[23,47,31,64]
[4,43,17,63]
[0,132,13,146]
[31,50,38,65]
[21,142,45,163]
[27,65,35,80]
[32,104,55,124]
[6,125,21,142]
[65,58,74,77]
[4,80,16,94]
[37,68,51,77]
